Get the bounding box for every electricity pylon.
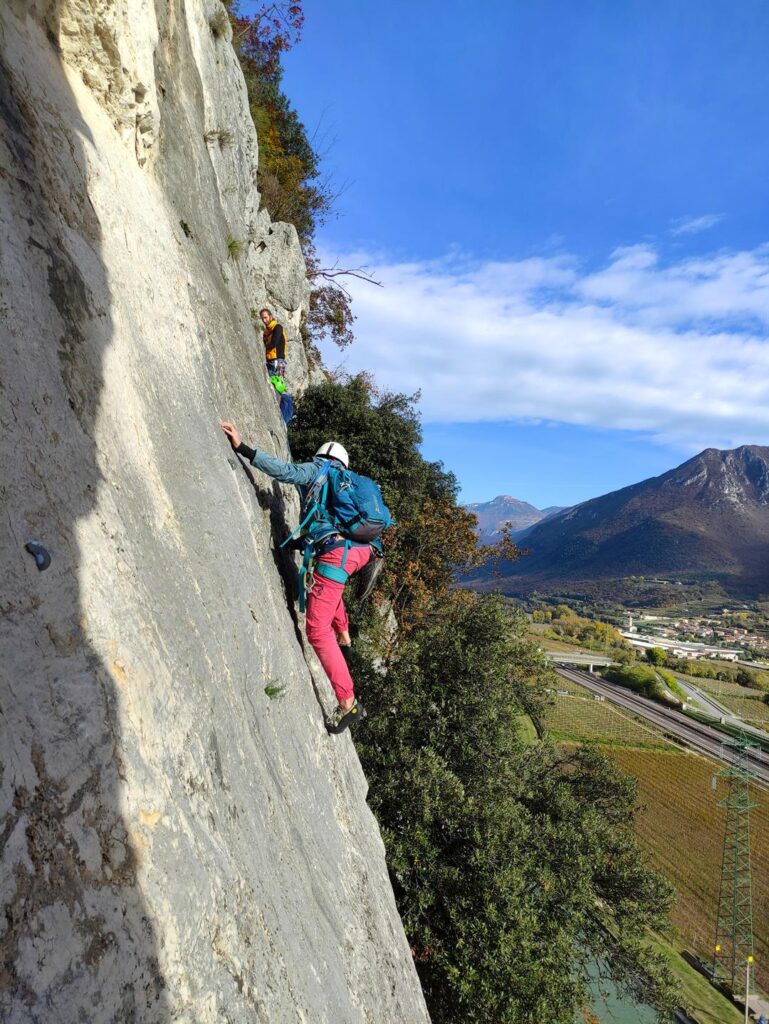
[712,734,757,998]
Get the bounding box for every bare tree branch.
[308,262,382,300]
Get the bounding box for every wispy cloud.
[670,213,723,235]
[320,243,769,453]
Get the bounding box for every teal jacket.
[246,448,339,544]
[248,449,324,494]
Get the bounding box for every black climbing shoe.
[326,699,367,735]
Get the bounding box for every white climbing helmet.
[315,441,349,468]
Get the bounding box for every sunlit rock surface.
[0,3,429,1021]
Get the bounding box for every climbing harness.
[293,535,353,613]
[281,459,393,610]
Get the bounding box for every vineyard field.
[545,673,769,996]
[675,673,769,725]
[685,675,762,699]
[611,747,769,991]
[544,689,676,748]
[718,694,769,726]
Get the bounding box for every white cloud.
[670,213,723,235]
[319,243,769,452]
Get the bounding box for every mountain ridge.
[466,494,565,542]
[468,445,769,598]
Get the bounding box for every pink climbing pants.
[305,544,373,704]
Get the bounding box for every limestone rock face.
[0,3,429,1022]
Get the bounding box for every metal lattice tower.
[712,734,757,997]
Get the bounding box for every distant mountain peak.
[466,445,769,599]
[466,494,534,509]
[465,495,565,543]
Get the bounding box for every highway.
[675,679,731,718]
[554,667,769,786]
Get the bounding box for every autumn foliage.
[224,0,330,240]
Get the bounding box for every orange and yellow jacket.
[263,319,286,362]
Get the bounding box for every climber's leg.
[306,545,373,710]
[306,574,354,707]
[332,597,350,643]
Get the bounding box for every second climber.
[259,308,286,377]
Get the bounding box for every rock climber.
[259,308,286,378]
[220,422,377,734]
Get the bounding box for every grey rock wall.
[0,2,429,1021]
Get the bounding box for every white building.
[619,632,741,661]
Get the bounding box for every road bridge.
[544,651,613,671]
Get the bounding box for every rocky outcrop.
[0,2,428,1021]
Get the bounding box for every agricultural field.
[683,674,763,698]
[611,747,769,992]
[544,687,676,748]
[718,694,769,726]
[545,674,769,997]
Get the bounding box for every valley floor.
[541,675,769,1020]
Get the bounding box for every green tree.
[353,597,677,1023]
[289,378,679,1022]
[646,647,667,666]
[736,667,759,688]
[602,663,680,707]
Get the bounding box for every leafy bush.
[539,605,631,655]
[602,664,681,707]
[224,1,328,243]
[290,377,679,1022]
[646,647,667,666]
[224,2,361,357]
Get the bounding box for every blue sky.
[250,0,769,506]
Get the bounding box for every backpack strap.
[280,466,330,549]
[340,538,351,572]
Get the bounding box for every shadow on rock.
[0,8,169,1020]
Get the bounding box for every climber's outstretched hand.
[220,422,241,450]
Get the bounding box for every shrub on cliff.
[224,2,358,354]
[290,377,679,1023]
[224,1,329,241]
